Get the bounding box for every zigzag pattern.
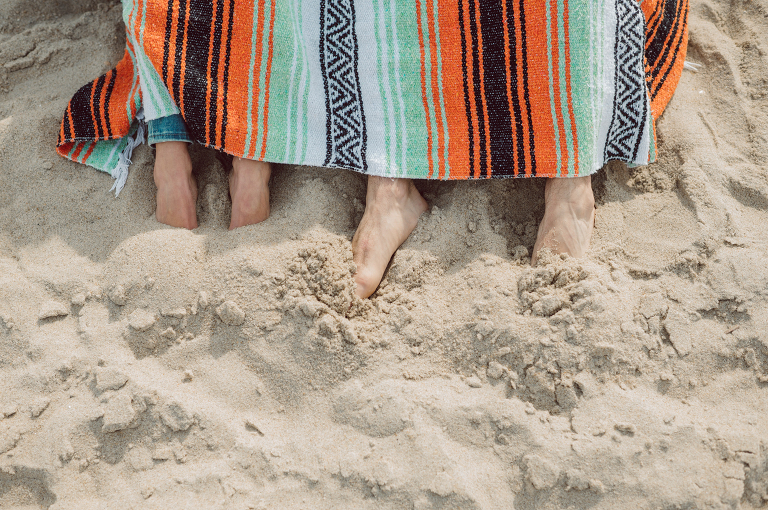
[604,0,647,161]
[320,0,367,170]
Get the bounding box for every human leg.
[149,115,198,229]
[352,176,428,298]
[228,158,271,230]
[530,175,595,265]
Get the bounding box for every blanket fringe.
[110,109,146,197]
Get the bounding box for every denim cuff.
[147,113,193,146]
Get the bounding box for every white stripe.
[389,0,408,177]
[284,0,300,161]
[299,0,325,166]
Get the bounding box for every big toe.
[354,266,381,299]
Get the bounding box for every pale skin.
[351,175,595,298]
[153,141,595,298]
[153,141,271,231]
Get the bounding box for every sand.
[1,0,767,508]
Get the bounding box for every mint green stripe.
[567,1,595,175]
[391,1,429,178]
[264,0,296,161]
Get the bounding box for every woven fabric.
[57,0,688,180]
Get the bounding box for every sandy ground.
[1,0,767,508]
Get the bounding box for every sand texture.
[1,1,768,509]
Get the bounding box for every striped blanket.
[57,0,688,186]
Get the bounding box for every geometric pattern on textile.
[56,0,689,181]
[604,0,648,162]
[319,0,368,171]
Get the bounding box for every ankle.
[367,176,416,204]
[154,142,193,187]
[232,158,271,183]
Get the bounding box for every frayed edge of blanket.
[110,109,146,197]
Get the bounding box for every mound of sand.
[1,1,767,508]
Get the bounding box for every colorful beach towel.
[57,0,688,191]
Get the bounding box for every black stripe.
[319,0,332,166]
[103,69,117,138]
[467,0,488,177]
[92,75,106,140]
[70,82,97,139]
[220,0,235,147]
[172,0,188,105]
[517,0,536,175]
[646,0,665,50]
[478,0,515,177]
[505,1,528,176]
[650,0,687,98]
[182,0,214,143]
[62,106,72,142]
[349,0,367,172]
[208,0,226,145]
[457,0,475,176]
[162,0,174,84]
[631,78,647,161]
[645,0,682,83]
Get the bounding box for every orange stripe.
[223,0,256,155]
[71,142,85,162]
[248,0,267,158]
[415,0,435,179]
[549,0,569,176]
[67,105,76,140]
[561,0,579,175]
[425,0,446,178]
[81,142,96,163]
[474,0,492,177]
[438,0,470,179]
[523,4,557,177]
[463,0,480,178]
[259,0,277,160]
[98,70,112,140]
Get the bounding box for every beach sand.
[1,1,767,508]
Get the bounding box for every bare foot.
[531,176,596,265]
[352,176,428,298]
[229,158,271,230]
[154,141,198,229]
